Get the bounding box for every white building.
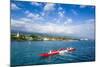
[16,32,19,37]
[43,38,49,40]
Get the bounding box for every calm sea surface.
[11,40,95,66]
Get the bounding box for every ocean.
[11,40,95,66]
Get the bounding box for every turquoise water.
[11,40,95,66]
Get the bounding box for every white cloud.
[85,18,95,23]
[58,7,63,10]
[44,3,55,11]
[58,11,65,17]
[27,12,40,19]
[64,18,73,25]
[67,18,72,23]
[11,18,95,39]
[20,18,31,22]
[31,2,41,6]
[41,12,45,16]
[11,3,20,10]
[27,13,37,18]
[26,11,46,22]
[71,9,78,15]
[80,5,87,8]
[25,10,30,14]
[11,19,27,31]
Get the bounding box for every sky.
[11,1,95,39]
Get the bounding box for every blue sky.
[11,1,95,39]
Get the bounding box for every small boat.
[39,47,76,57]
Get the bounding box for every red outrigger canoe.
[39,48,76,57]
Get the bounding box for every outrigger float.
[39,47,76,57]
